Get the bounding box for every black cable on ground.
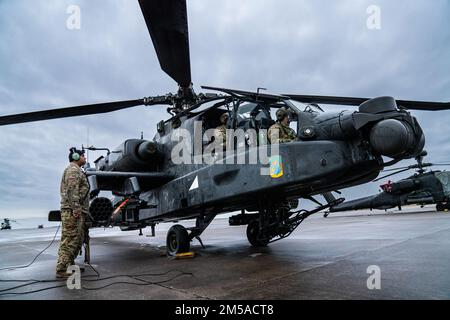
[81,272,190,291]
[0,268,189,284]
[0,224,194,296]
[0,281,42,293]
[0,271,192,296]
[0,284,67,296]
[0,224,61,272]
[0,269,194,294]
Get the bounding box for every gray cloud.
[0,0,449,218]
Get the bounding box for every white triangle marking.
[189,176,199,191]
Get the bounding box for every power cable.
[0,223,194,297]
[0,270,192,296]
[0,224,61,271]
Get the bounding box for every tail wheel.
[166,225,190,256]
[246,220,270,247]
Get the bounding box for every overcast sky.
[0,0,449,219]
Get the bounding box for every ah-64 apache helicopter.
[1,219,16,231]
[328,151,450,214]
[0,0,449,255]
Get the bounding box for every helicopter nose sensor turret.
[369,119,422,158]
[359,96,426,159]
[309,95,426,161]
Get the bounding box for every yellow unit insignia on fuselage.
[269,155,284,178]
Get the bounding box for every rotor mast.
[138,0,196,114]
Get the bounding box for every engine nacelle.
[97,139,163,172]
[390,179,421,194]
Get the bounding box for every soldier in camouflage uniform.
[268,107,297,144]
[56,148,89,278]
[214,112,229,147]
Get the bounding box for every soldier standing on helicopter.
[268,107,297,143]
[56,148,89,278]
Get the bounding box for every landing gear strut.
[246,220,269,247]
[242,198,344,247]
[166,225,190,256]
[166,214,216,256]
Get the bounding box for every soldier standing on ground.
[56,147,89,278]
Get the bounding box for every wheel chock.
[175,252,195,259]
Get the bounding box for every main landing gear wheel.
[436,203,450,212]
[166,224,190,256]
[246,220,270,247]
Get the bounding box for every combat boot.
[56,271,71,279]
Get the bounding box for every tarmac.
[1,207,450,300]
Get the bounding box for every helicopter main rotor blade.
[138,0,192,88]
[202,86,290,101]
[285,95,367,106]
[381,166,413,172]
[285,94,450,111]
[382,163,433,172]
[398,100,450,111]
[381,162,450,173]
[0,99,144,126]
[373,168,412,182]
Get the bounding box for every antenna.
[415,150,428,174]
[257,87,267,95]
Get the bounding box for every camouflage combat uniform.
[56,163,89,273]
[268,122,297,144]
[214,124,227,147]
